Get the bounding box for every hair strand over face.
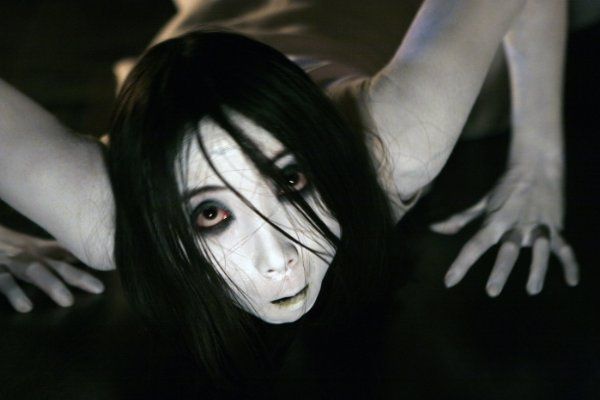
[107,29,395,381]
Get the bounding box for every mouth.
[271,285,309,308]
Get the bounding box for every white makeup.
[181,112,340,324]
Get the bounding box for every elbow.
[78,245,116,271]
[391,149,451,196]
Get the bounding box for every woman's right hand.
[0,228,104,313]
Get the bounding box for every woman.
[0,0,578,376]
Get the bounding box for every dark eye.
[278,164,310,196]
[192,201,233,232]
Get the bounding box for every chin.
[262,313,305,325]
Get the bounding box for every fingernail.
[431,223,444,232]
[444,272,457,287]
[431,223,449,234]
[16,299,33,313]
[57,289,74,307]
[526,283,540,296]
[535,281,543,294]
[487,285,500,297]
[85,277,105,294]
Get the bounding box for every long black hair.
[107,29,395,380]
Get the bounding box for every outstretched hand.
[0,231,104,313]
[430,166,579,297]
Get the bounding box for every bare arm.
[438,0,577,295]
[421,0,578,296]
[355,0,526,201]
[327,0,577,295]
[505,0,565,167]
[0,79,114,271]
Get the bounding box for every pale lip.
[270,284,309,305]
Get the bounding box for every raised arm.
[435,0,578,296]
[357,0,527,200]
[0,78,114,272]
[327,0,576,295]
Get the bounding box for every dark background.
[0,1,599,399]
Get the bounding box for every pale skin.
[181,113,339,323]
[0,0,578,313]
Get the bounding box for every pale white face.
[180,112,340,324]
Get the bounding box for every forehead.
[198,112,283,156]
[182,112,285,187]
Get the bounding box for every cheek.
[323,214,341,241]
[208,255,268,313]
[305,198,341,254]
[306,191,341,239]
[199,235,262,300]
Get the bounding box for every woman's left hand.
[430,165,579,297]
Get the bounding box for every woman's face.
[181,113,340,324]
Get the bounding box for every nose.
[252,223,299,279]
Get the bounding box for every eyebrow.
[183,149,291,201]
[270,149,291,164]
[183,185,227,201]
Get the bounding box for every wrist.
[508,152,564,181]
[509,125,564,176]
